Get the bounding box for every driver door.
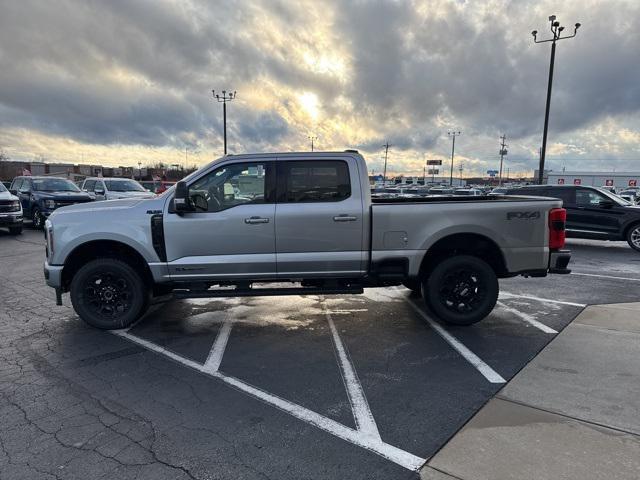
[163,160,277,280]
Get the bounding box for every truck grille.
[56,199,91,208]
[0,200,18,212]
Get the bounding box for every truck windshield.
[104,179,146,192]
[32,178,80,192]
[0,183,6,192]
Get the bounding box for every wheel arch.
[61,240,153,291]
[418,232,508,278]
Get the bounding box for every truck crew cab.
[44,151,570,329]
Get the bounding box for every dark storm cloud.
[0,0,639,162]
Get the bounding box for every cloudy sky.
[1,0,639,177]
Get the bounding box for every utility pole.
[447,131,461,186]
[382,142,391,186]
[137,161,142,180]
[459,162,464,186]
[308,136,318,152]
[498,134,508,186]
[532,16,581,184]
[212,90,236,155]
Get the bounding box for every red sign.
[605,179,613,186]
[573,179,581,185]
[630,180,638,187]
[557,178,565,185]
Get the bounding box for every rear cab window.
[278,160,351,203]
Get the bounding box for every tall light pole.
[532,16,581,184]
[447,131,461,186]
[498,134,508,186]
[382,142,391,186]
[308,136,318,152]
[212,90,236,155]
[137,161,142,180]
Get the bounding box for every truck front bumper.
[44,260,64,289]
[549,249,571,274]
[0,212,23,227]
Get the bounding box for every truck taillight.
[549,208,566,250]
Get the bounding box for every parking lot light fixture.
[212,89,237,155]
[533,15,581,185]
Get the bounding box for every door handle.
[333,215,357,222]
[245,216,270,224]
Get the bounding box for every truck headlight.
[45,220,54,258]
[9,200,21,212]
[44,199,56,209]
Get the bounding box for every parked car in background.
[9,176,93,229]
[600,185,617,195]
[140,180,176,194]
[0,181,23,234]
[80,177,155,201]
[619,191,638,205]
[453,188,483,196]
[619,188,640,202]
[489,187,510,195]
[428,187,453,195]
[504,184,640,252]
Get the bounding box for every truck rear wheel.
[70,258,150,329]
[421,255,498,326]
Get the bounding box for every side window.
[189,162,267,213]
[95,181,105,192]
[576,189,604,206]
[280,160,351,203]
[19,179,31,192]
[550,188,576,205]
[11,178,23,191]
[83,180,96,191]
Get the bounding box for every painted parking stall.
[113,285,581,472]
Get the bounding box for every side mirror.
[94,188,105,195]
[599,200,614,208]
[174,181,193,213]
[9,189,17,195]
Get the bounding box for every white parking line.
[111,328,426,471]
[406,301,506,384]
[496,301,557,334]
[203,321,234,374]
[571,272,640,282]
[325,310,381,440]
[500,292,586,308]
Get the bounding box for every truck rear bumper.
[549,249,571,274]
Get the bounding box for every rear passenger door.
[275,158,365,277]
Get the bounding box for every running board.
[172,286,364,299]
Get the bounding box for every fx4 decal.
[507,211,541,220]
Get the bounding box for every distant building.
[546,171,640,189]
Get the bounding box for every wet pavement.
[1,229,638,479]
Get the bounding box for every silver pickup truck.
[44,151,571,329]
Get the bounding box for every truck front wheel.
[422,255,498,326]
[70,258,150,329]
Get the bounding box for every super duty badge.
[507,211,541,220]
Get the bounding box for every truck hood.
[48,195,166,221]
[106,191,156,200]
[0,190,18,201]
[36,191,93,201]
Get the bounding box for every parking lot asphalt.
[1,229,638,479]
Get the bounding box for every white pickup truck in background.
[44,151,571,329]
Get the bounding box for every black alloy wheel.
[70,258,149,329]
[422,255,498,325]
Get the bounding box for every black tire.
[70,258,150,329]
[9,226,22,235]
[627,223,640,252]
[421,255,498,326]
[402,280,422,296]
[32,208,43,229]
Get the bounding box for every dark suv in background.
[504,185,640,252]
[9,176,93,229]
